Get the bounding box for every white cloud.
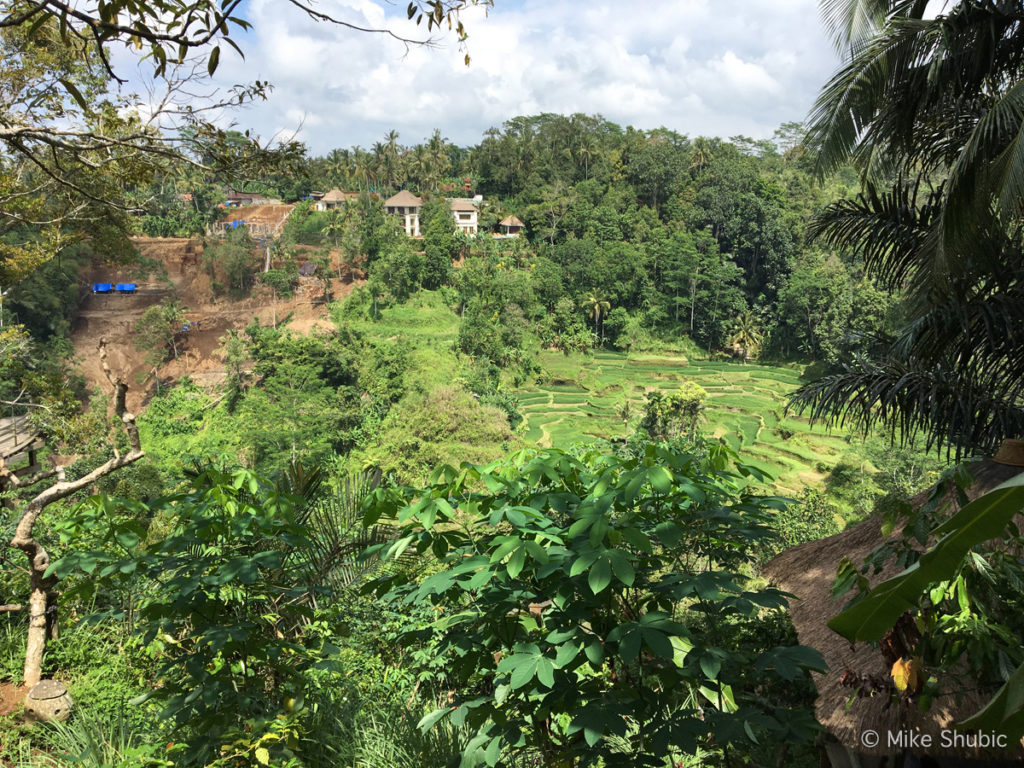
[117,0,844,153]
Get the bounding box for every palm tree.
[726,311,763,363]
[409,145,429,193]
[791,0,1024,455]
[325,148,349,188]
[689,137,715,173]
[581,293,611,345]
[322,207,346,249]
[427,128,451,190]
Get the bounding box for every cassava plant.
[362,441,825,767]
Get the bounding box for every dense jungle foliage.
[3,0,1024,765]
[0,111,965,768]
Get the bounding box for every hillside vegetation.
[0,112,953,768]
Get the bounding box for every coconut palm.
[726,311,763,363]
[808,0,1024,262]
[791,0,1024,455]
[581,293,611,345]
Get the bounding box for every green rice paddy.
[516,350,853,495]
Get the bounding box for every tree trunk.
[690,268,700,333]
[6,353,144,686]
[23,567,53,685]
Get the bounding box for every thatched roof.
[321,189,352,203]
[500,215,524,228]
[765,457,1024,760]
[384,190,422,208]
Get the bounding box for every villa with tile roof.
[448,198,480,235]
[384,190,424,237]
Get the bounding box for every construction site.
[71,202,361,414]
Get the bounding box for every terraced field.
[517,350,852,494]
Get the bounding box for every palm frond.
[810,3,1024,185]
[808,16,942,178]
[789,355,1024,458]
[820,0,898,48]
[277,459,326,506]
[807,180,943,291]
[288,468,418,597]
[896,269,1024,385]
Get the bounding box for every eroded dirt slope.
[71,237,360,413]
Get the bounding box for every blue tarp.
[92,283,112,293]
[229,220,248,229]
[115,283,136,293]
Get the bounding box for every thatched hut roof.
[500,215,524,228]
[765,456,1024,761]
[321,189,353,203]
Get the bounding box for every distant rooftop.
[385,190,423,207]
[448,198,479,212]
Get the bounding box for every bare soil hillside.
[71,237,360,412]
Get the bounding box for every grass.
[516,350,857,496]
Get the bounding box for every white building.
[385,191,487,237]
[315,189,357,211]
[448,197,480,235]
[384,190,423,237]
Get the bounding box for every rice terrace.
[518,350,847,494]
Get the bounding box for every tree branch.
[10,340,144,569]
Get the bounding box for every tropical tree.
[726,311,763,363]
[54,463,398,763]
[581,292,611,345]
[791,0,1024,744]
[792,0,1024,455]
[134,300,186,366]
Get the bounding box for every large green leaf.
[958,660,1024,741]
[829,473,1024,642]
[588,556,612,594]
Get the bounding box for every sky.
[145,0,845,156]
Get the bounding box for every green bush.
[260,268,299,297]
[54,467,343,766]
[363,442,825,767]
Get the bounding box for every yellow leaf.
[891,657,924,692]
[255,747,270,765]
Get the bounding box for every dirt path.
[537,417,565,449]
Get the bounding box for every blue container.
[92,283,112,293]
[115,283,136,293]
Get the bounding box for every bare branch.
[10,339,144,567]
[0,459,58,491]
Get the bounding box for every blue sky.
[139,0,844,155]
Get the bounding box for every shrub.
[363,442,825,767]
[259,268,299,296]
